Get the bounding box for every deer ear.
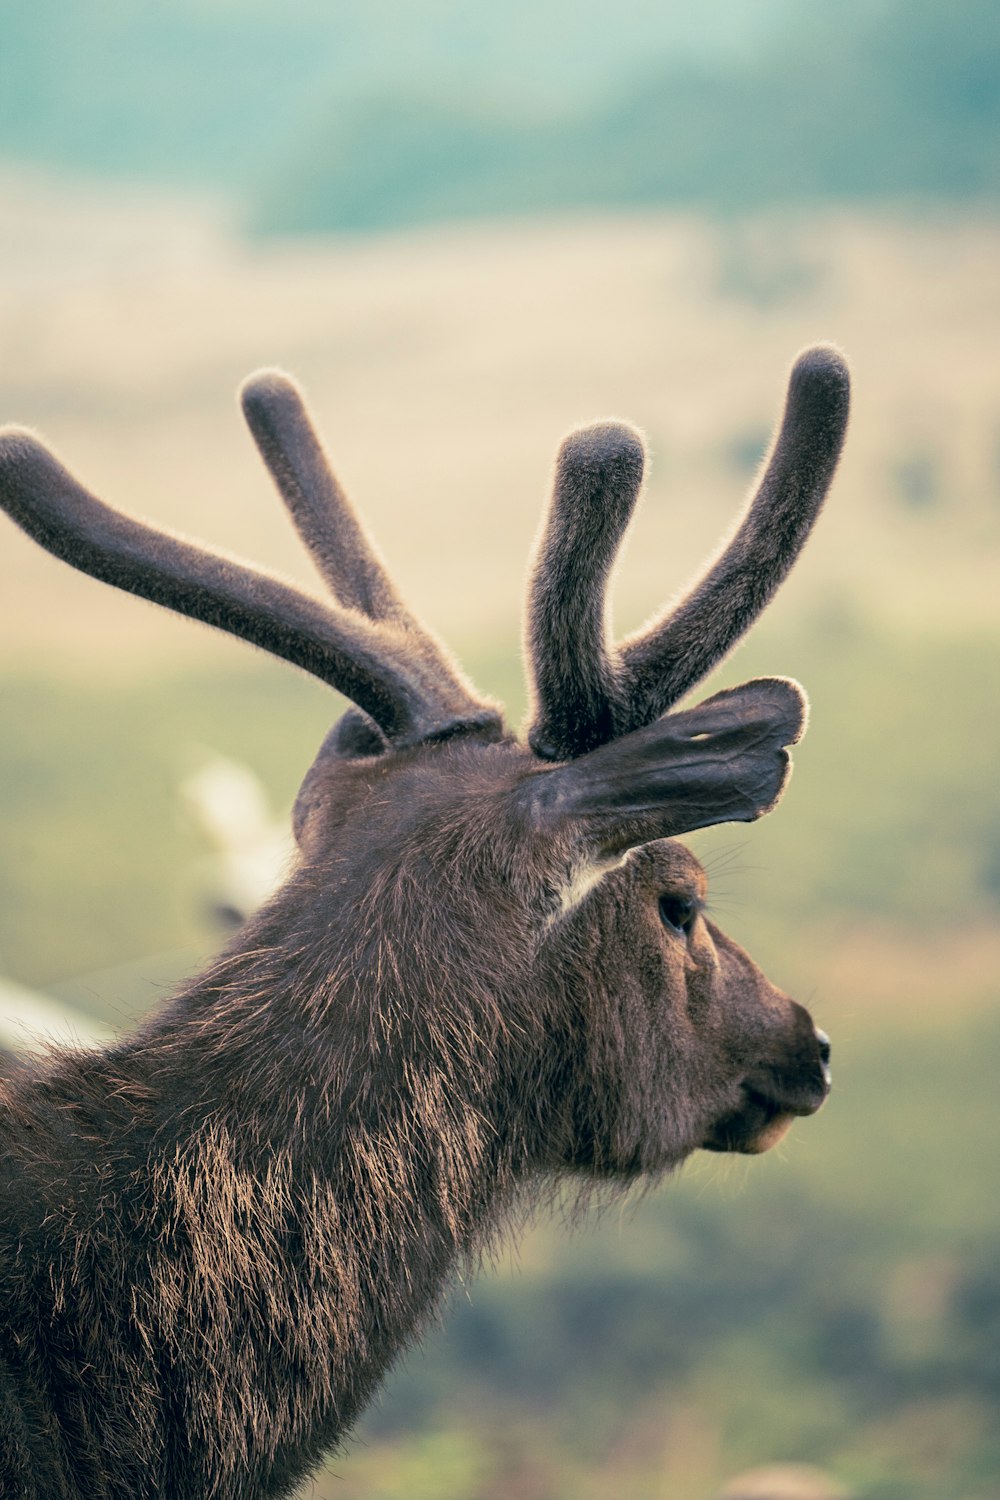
[292,710,387,843]
[523,678,807,861]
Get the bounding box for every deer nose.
[815,1028,832,1086]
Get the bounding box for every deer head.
[0,348,847,1495]
[0,348,846,1177]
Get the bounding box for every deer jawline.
[700,1084,823,1156]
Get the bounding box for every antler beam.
[0,428,499,748]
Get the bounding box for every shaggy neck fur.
[0,830,549,1500]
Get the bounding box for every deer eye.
[659,893,697,938]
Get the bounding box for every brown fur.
[0,347,848,1498]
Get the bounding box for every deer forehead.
[629,839,707,891]
[306,733,527,810]
[305,734,715,892]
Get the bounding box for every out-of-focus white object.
[181,754,294,929]
[0,755,293,1062]
[718,1466,854,1499]
[0,967,114,1053]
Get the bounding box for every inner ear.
[330,709,388,759]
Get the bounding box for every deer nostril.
[815,1027,832,1084]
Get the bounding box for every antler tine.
[240,370,499,752]
[526,421,646,761]
[239,370,406,622]
[617,345,850,730]
[0,429,493,746]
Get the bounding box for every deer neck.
[102,857,542,1493]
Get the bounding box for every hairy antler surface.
[526,344,850,759]
[0,401,501,749]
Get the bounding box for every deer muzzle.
[701,1010,831,1156]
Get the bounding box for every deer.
[0,343,848,1500]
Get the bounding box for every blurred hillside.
[0,0,783,186]
[2,2,999,232]
[253,0,1000,234]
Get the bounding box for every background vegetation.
[1,3,999,1495]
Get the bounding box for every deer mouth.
[700,1078,829,1156]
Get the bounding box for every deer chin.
[700,1084,825,1156]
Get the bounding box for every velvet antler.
[0,413,500,750]
[526,345,850,760]
[240,370,409,624]
[239,369,499,754]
